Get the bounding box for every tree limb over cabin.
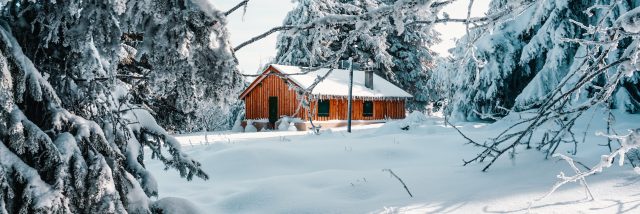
[239,64,413,129]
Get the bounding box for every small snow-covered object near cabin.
[238,64,413,129]
[245,120,258,132]
[231,113,245,132]
[277,116,291,131]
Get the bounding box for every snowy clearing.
[147,110,640,213]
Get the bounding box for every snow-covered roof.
[266,64,412,99]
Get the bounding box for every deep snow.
[147,110,640,213]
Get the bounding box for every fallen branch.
[382,169,413,197]
[528,129,640,211]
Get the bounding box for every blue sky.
[212,0,489,74]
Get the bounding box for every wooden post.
[347,57,354,133]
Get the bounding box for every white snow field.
[147,110,640,213]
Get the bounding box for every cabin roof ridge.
[239,64,413,100]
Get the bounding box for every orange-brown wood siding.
[244,68,301,120]
[297,99,406,121]
[243,67,407,121]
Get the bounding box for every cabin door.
[268,97,278,128]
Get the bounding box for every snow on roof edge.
[270,64,413,99]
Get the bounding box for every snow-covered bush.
[403,111,429,125]
[277,117,291,131]
[276,116,304,131]
[245,120,258,132]
[232,113,245,132]
[379,111,428,132]
[531,129,640,208]
[151,197,203,214]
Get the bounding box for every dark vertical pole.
[347,57,353,133]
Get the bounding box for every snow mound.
[378,111,428,133]
[618,7,640,33]
[277,117,291,131]
[403,111,428,124]
[151,197,202,214]
[276,117,304,131]
[231,113,245,132]
[245,120,258,132]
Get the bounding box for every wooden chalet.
[238,64,412,129]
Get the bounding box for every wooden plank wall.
[244,74,301,120]
[300,99,406,121]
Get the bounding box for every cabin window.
[363,101,373,117]
[318,99,330,117]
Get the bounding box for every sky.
[211,0,489,75]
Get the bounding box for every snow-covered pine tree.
[380,0,440,111]
[470,0,640,195]
[444,0,640,121]
[120,0,244,133]
[590,0,640,113]
[275,0,387,68]
[274,0,348,67]
[455,0,640,171]
[445,0,591,121]
[0,0,227,212]
[274,0,441,111]
[6,0,243,134]
[516,0,640,114]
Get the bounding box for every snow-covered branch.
[457,0,640,172]
[224,0,249,16]
[234,0,442,52]
[530,129,640,209]
[234,25,297,52]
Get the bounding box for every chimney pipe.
[365,69,373,89]
[339,60,350,69]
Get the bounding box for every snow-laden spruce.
[447,0,640,172]
[120,0,244,133]
[440,0,588,120]
[0,0,246,212]
[274,0,441,111]
[5,0,243,134]
[438,0,640,121]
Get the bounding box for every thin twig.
[382,169,413,197]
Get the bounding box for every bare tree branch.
[224,0,250,16]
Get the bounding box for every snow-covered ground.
[147,111,640,213]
